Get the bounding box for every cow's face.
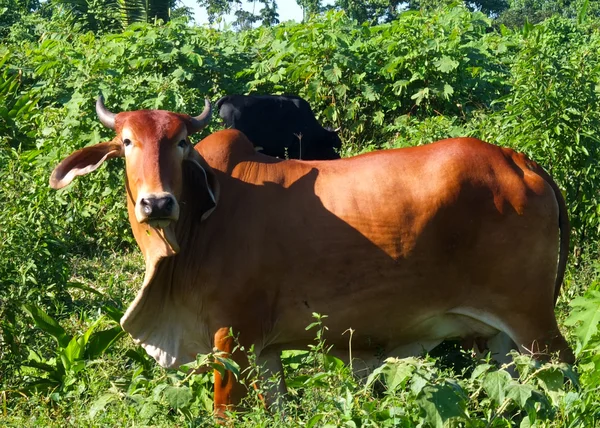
[118,110,192,228]
[50,96,214,254]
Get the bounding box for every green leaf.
[323,354,345,371]
[139,402,158,421]
[82,317,104,348]
[565,291,600,354]
[536,368,563,393]
[163,386,192,409]
[520,416,534,428]
[65,282,105,298]
[578,0,589,24]
[89,393,117,418]
[22,360,63,380]
[361,84,378,101]
[22,304,71,348]
[471,363,493,380]
[443,83,454,99]
[384,360,415,391]
[103,305,125,323]
[483,370,512,404]
[213,355,240,379]
[411,88,430,105]
[323,65,342,83]
[417,384,466,428]
[433,56,459,73]
[85,326,125,359]
[392,79,409,96]
[506,382,536,408]
[365,358,416,392]
[61,336,83,370]
[410,372,428,396]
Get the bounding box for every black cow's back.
[216,94,341,160]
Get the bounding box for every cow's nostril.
[140,198,153,215]
[140,196,175,219]
[157,197,173,212]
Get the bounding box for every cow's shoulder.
[196,129,266,172]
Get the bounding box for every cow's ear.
[184,148,220,221]
[50,139,123,189]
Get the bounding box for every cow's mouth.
[147,218,174,229]
[141,218,180,256]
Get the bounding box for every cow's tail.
[536,165,570,304]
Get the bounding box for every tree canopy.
[4,0,596,32]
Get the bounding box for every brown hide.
[52,116,573,418]
[122,129,573,412]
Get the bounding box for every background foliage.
[1,1,600,426]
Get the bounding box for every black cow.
[216,94,341,160]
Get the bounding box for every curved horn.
[189,98,212,133]
[96,94,116,130]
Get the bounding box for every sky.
[181,0,334,25]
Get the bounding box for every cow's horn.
[96,94,116,130]
[189,98,212,133]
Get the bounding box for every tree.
[39,0,182,33]
[405,0,509,16]
[296,0,321,20]
[335,0,401,23]
[116,0,179,26]
[497,0,600,27]
[198,0,240,24]
[259,0,279,25]
[233,7,258,29]
[0,0,40,36]
[469,0,509,16]
[199,0,278,27]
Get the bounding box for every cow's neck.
[120,168,216,367]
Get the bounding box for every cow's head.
[50,95,217,257]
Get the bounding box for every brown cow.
[50,97,574,417]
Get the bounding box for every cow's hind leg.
[503,313,574,364]
[256,348,287,410]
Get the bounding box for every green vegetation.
[2,2,600,426]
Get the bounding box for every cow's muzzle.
[136,193,179,228]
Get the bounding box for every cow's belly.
[267,304,502,353]
[326,309,504,374]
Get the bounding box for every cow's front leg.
[213,327,248,419]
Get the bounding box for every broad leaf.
[89,393,117,418]
[565,291,600,354]
[85,326,125,359]
[483,370,512,404]
[22,304,70,348]
[506,382,536,408]
[417,384,466,428]
[61,335,83,370]
[434,56,459,73]
[471,363,493,380]
[163,385,193,409]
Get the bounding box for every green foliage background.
[1,3,600,426]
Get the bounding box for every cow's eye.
[123,138,132,147]
[178,139,187,148]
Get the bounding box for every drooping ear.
[184,148,220,221]
[49,139,123,189]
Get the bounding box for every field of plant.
[2,2,600,426]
